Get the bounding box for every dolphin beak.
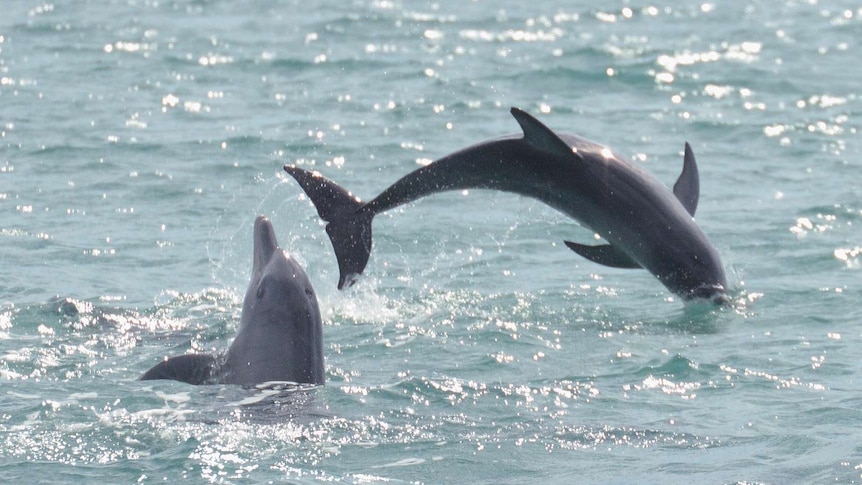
[253,216,280,273]
[687,284,730,305]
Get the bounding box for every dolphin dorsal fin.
[672,142,699,217]
[510,107,578,159]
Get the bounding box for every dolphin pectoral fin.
[510,107,580,160]
[564,241,642,269]
[140,353,217,385]
[672,142,700,217]
[284,165,373,290]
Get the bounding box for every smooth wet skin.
[284,108,728,303]
[141,216,324,385]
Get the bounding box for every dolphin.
[141,216,325,385]
[283,108,728,303]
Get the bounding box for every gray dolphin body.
[141,216,325,385]
[284,108,728,303]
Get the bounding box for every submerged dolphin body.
[284,108,728,303]
[141,216,325,385]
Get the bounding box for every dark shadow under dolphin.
[283,108,728,303]
[141,216,325,385]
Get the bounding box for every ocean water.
[1,0,861,483]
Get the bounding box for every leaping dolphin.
[141,216,325,385]
[283,108,728,303]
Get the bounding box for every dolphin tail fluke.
[564,241,642,269]
[284,165,373,289]
[325,210,373,289]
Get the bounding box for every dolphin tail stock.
[283,165,373,289]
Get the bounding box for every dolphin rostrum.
[141,216,325,385]
[283,108,728,303]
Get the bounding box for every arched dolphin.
[283,108,728,303]
[141,216,325,385]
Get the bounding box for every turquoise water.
[2,1,861,483]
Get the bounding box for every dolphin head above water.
[141,216,324,385]
[224,216,325,385]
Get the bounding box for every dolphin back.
[283,166,373,289]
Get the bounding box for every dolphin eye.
[256,284,265,299]
[304,287,314,298]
